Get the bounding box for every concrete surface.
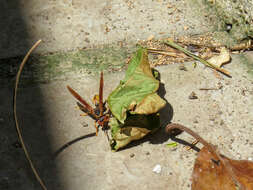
[206,0,253,42]
[1,0,253,190]
[1,52,253,190]
[0,0,218,58]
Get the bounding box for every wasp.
[67,72,110,136]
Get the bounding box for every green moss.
[189,0,253,48]
[203,0,253,46]
[0,46,134,86]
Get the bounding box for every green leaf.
[107,48,166,123]
[166,142,178,148]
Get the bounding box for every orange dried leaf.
[192,146,253,190]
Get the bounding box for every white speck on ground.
[153,164,162,174]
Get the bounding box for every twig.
[147,48,179,57]
[199,87,220,90]
[13,40,47,190]
[164,40,231,77]
[199,84,223,91]
[184,139,199,151]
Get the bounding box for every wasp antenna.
[99,72,104,117]
[67,85,96,116]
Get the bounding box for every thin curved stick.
[13,39,47,190]
[165,123,243,189]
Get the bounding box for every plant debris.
[140,33,252,76]
[108,48,166,151]
[166,123,253,190]
[189,91,198,99]
[207,47,230,68]
[164,40,231,77]
[192,146,253,190]
[184,140,199,151]
[13,40,47,190]
[166,142,178,148]
[108,48,166,123]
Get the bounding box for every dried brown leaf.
[192,146,253,190]
[165,123,253,190]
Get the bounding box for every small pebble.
[81,121,88,127]
[130,153,135,158]
[145,151,150,155]
[84,38,90,43]
[153,164,162,174]
[209,115,215,121]
[241,89,246,96]
[178,65,187,71]
[188,91,198,99]
[225,81,231,85]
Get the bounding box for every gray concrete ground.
[1,53,253,190]
[0,0,217,58]
[1,0,253,190]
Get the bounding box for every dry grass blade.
[164,40,231,77]
[147,48,179,57]
[185,140,199,151]
[13,39,47,190]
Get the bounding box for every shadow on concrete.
[154,68,174,128]
[0,1,63,190]
[53,132,96,158]
[0,1,30,59]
